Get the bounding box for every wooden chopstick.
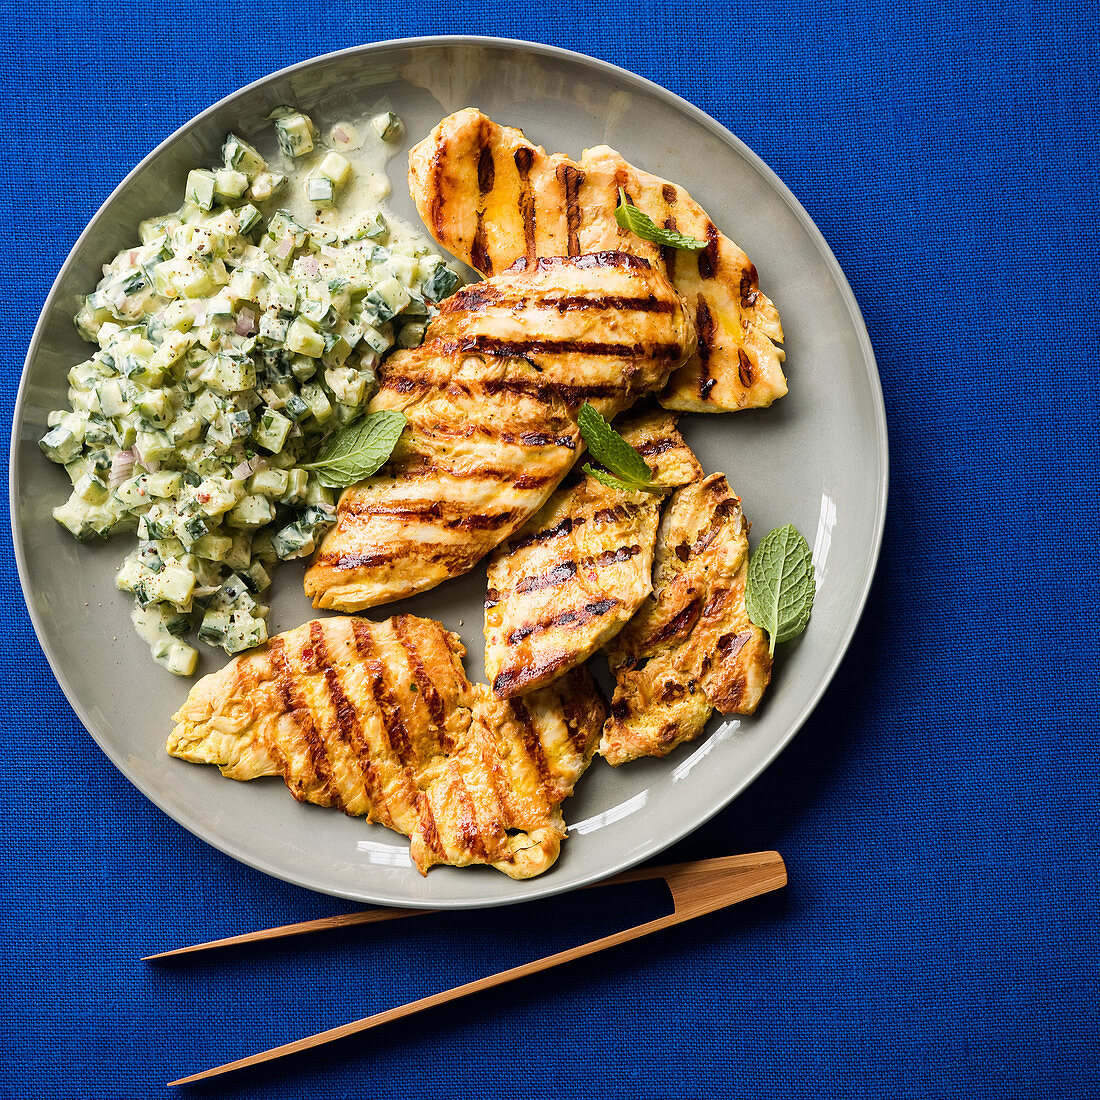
[167,850,786,1087]
[145,852,768,960]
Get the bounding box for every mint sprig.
[745,524,816,655]
[614,188,706,251]
[302,409,407,488]
[577,403,663,494]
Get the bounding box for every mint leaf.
[577,402,655,486]
[582,463,662,494]
[302,409,406,487]
[745,524,816,656]
[614,188,706,251]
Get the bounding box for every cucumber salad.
[40,107,460,676]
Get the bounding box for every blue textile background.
[2,3,1097,1098]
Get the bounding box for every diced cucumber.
[273,110,314,158]
[161,641,198,676]
[226,494,276,528]
[167,412,203,445]
[422,263,460,302]
[214,168,249,201]
[317,151,352,187]
[190,534,233,561]
[143,563,196,606]
[364,212,388,241]
[285,317,324,357]
[185,169,217,211]
[193,476,243,516]
[283,393,309,421]
[201,352,256,395]
[280,468,308,502]
[371,111,402,141]
[254,408,292,451]
[300,381,332,422]
[135,429,174,462]
[222,133,266,177]
[236,203,263,235]
[39,426,82,464]
[305,176,335,207]
[249,467,289,498]
[145,471,182,498]
[270,521,316,559]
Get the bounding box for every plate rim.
[9,35,889,908]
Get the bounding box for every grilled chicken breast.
[167,615,607,877]
[408,108,786,414]
[485,410,700,698]
[304,250,694,612]
[600,473,772,766]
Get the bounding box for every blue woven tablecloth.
[2,4,1097,1098]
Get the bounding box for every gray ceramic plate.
[10,38,887,908]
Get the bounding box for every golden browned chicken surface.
[304,250,695,612]
[303,346,581,611]
[484,410,700,699]
[167,615,607,877]
[429,252,695,419]
[408,108,786,414]
[600,473,773,766]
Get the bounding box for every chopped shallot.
[231,455,267,480]
[108,450,135,487]
[235,307,257,336]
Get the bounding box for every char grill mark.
[635,436,679,458]
[447,291,673,315]
[738,348,754,388]
[511,696,552,786]
[394,460,559,492]
[696,296,717,399]
[451,335,685,360]
[507,514,582,553]
[560,691,595,754]
[509,542,642,598]
[471,219,491,275]
[515,559,578,594]
[340,498,519,530]
[492,651,575,698]
[308,621,390,823]
[591,544,641,567]
[511,251,653,273]
[453,766,489,860]
[506,598,620,646]
[386,364,620,410]
[697,222,720,280]
[740,263,760,306]
[416,793,447,861]
[350,620,413,767]
[557,163,585,255]
[645,596,704,649]
[393,614,447,736]
[513,146,537,262]
[269,635,334,806]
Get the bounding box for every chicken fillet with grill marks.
[408,108,785,414]
[600,473,773,766]
[167,615,607,878]
[484,410,700,699]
